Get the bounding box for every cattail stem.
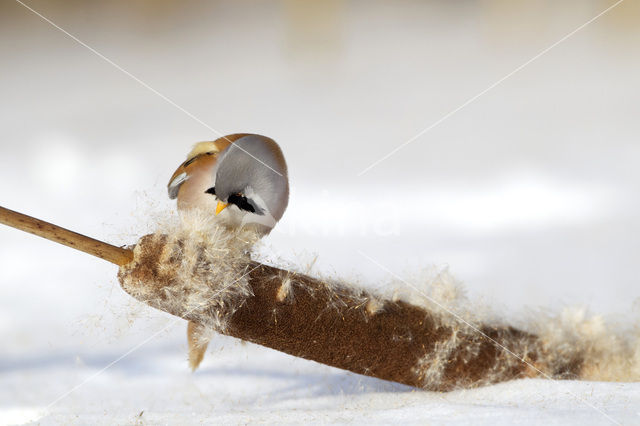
[0,206,133,266]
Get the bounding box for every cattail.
[117,223,582,391]
[3,205,637,391]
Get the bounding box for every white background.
[1,1,639,424]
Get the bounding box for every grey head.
[207,134,289,232]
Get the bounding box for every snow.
[2,0,640,424]
[3,340,640,425]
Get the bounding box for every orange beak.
[215,201,229,215]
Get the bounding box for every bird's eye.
[205,187,216,195]
[227,193,256,213]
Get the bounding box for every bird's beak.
[215,201,229,215]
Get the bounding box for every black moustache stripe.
[228,193,257,213]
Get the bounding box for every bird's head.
[207,134,289,235]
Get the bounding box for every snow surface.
[3,341,640,425]
[2,0,640,424]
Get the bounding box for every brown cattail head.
[117,214,588,390]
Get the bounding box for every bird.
[167,133,290,370]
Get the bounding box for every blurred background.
[1,0,639,420]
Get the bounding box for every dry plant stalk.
[0,206,132,266]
